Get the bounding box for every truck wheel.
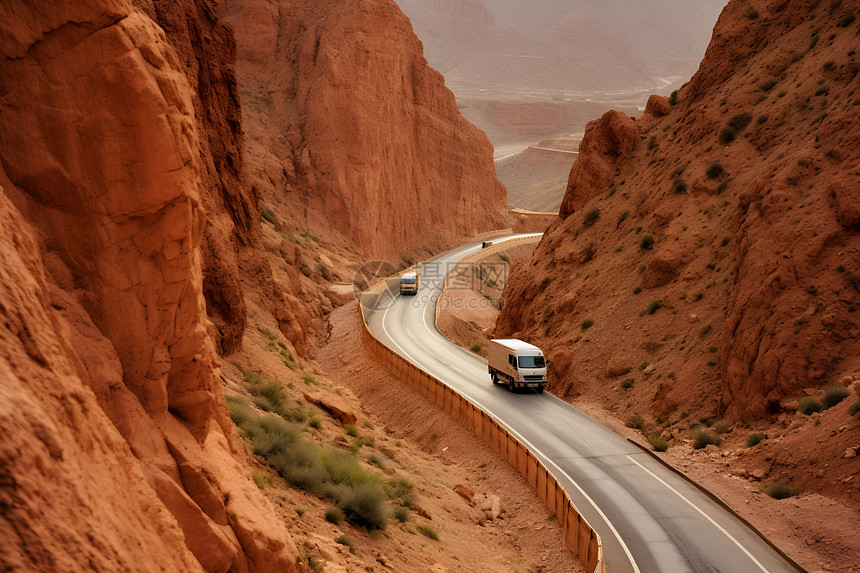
[491,372,499,385]
[507,378,516,393]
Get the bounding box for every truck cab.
[487,339,547,392]
[399,271,418,295]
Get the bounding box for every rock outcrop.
[498,0,860,421]
[224,0,507,258]
[0,1,300,570]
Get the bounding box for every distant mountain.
[395,0,727,95]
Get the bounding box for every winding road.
[363,234,801,573]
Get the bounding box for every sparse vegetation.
[416,525,439,541]
[335,535,356,554]
[626,414,645,431]
[669,90,678,106]
[746,7,759,19]
[639,234,655,250]
[325,506,344,524]
[712,420,731,434]
[822,385,849,409]
[633,287,642,294]
[849,400,860,418]
[762,481,798,500]
[617,211,629,227]
[747,433,766,447]
[719,112,753,143]
[705,163,724,179]
[798,396,823,415]
[301,372,319,386]
[648,434,669,452]
[260,206,281,229]
[581,319,594,331]
[319,264,332,281]
[646,300,662,315]
[759,79,777,92]
[692,428,721,449]
[699,324,712,338]
[837,13,856,27]
[672,177,687,194]
[583,207,600,228]
[621,379,634,389]
[499,253,510,263]
[470,340,484,352]
[392,506,410,523]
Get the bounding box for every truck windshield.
[517,355,545,369]
[401,278,416,284]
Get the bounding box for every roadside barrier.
[358,290,606,573]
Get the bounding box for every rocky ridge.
[498,0,860,500]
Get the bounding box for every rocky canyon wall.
[498,0,860,421]
[0,1,300,570]
[223,0,508,258]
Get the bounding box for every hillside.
[0,0,514,570]
[496,137,579,211]
[498,0,860,516]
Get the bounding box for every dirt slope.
[498,0,860,505]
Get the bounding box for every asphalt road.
[364,234,801,573]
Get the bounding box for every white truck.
[399,271,418,295]
[487,339,547,392]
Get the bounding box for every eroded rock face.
[0,1,300,570]
[499,0,860,421]
[224,0,507,258]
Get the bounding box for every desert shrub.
[300,230,320,242]
[707,361,717,367]
[822,385,850,409]
[583,207,600,227]
[499,253,510,263]
[762,481,798,500]
[646,300,662,315]
[345,425,359,437]
[301,372,319,385]
[335,535,356,554]
[385,477,416,508]
[392,506,410,523]
[672,177,687,194]
[746,433,766,447]
[692,428,721,449]
[669,90,678,106]
[581,319,594,331]
[260,206,280,228]
[319,265,332,281]
[617,211,629,227]
[759,79,777,92]
[648,434,669,452]
[470,340,484,352]
[719,113,753,143]
[639,234,655,250]
[295,506,306,517]
[798,396,823,415]
[699,324,712,338]
[746,7,759,19]
[706,163,724,179]
[614,245,623,253]
[621,379,633,389]
[648,136,658,150]
[633,286,642,294]
[417,525,439,540]
[626,414,645,431]
[325,506,344,524]
[849,400,860,418]
[712,420,731,434]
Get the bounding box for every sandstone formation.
[498,0,860,422]
[223,0,507,258]
[0,1,300,570]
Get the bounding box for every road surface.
[363,234,801,573]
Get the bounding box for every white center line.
[626,455,770,573]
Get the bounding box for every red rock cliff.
[224,0,507,258]
[498,0,860,421]
[0,1,300,570]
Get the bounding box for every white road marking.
[377,236,642,573]
[625,455,770,573]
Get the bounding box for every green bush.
[712,420,731,434]
[706,163,724,179]
[646,300,662,315]
[581,319,594,331]
[470,340,484,352]
[583,207,600,227]
[295,506,306,517]
[385,477,416,508]
[639,234,655,250]
[848,400,860,418]
[499,253,510,263]
[759,79,777,92]
[762,481,798,500]
[798,396,823,415]
[669,90,678,106]
[746,433,766,447]
[648,434,669,452]
[325,506,344,524]
[672,177,687,194]
[417,525,439,541]
[621,379,633,389]
[822,385,849,409]
[335,535,356,554]
[633,286,642,294]
[692,428,721,449]
[301,372,319,385]
[392,506,410,523]
[626,414,645,431]
[719,113,753,144]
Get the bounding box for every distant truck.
[399,271,418,295]
[487,339,547,392]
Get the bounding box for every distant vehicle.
[487,339,547,392]
[399,271,418,295]
[482,241,493,248]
